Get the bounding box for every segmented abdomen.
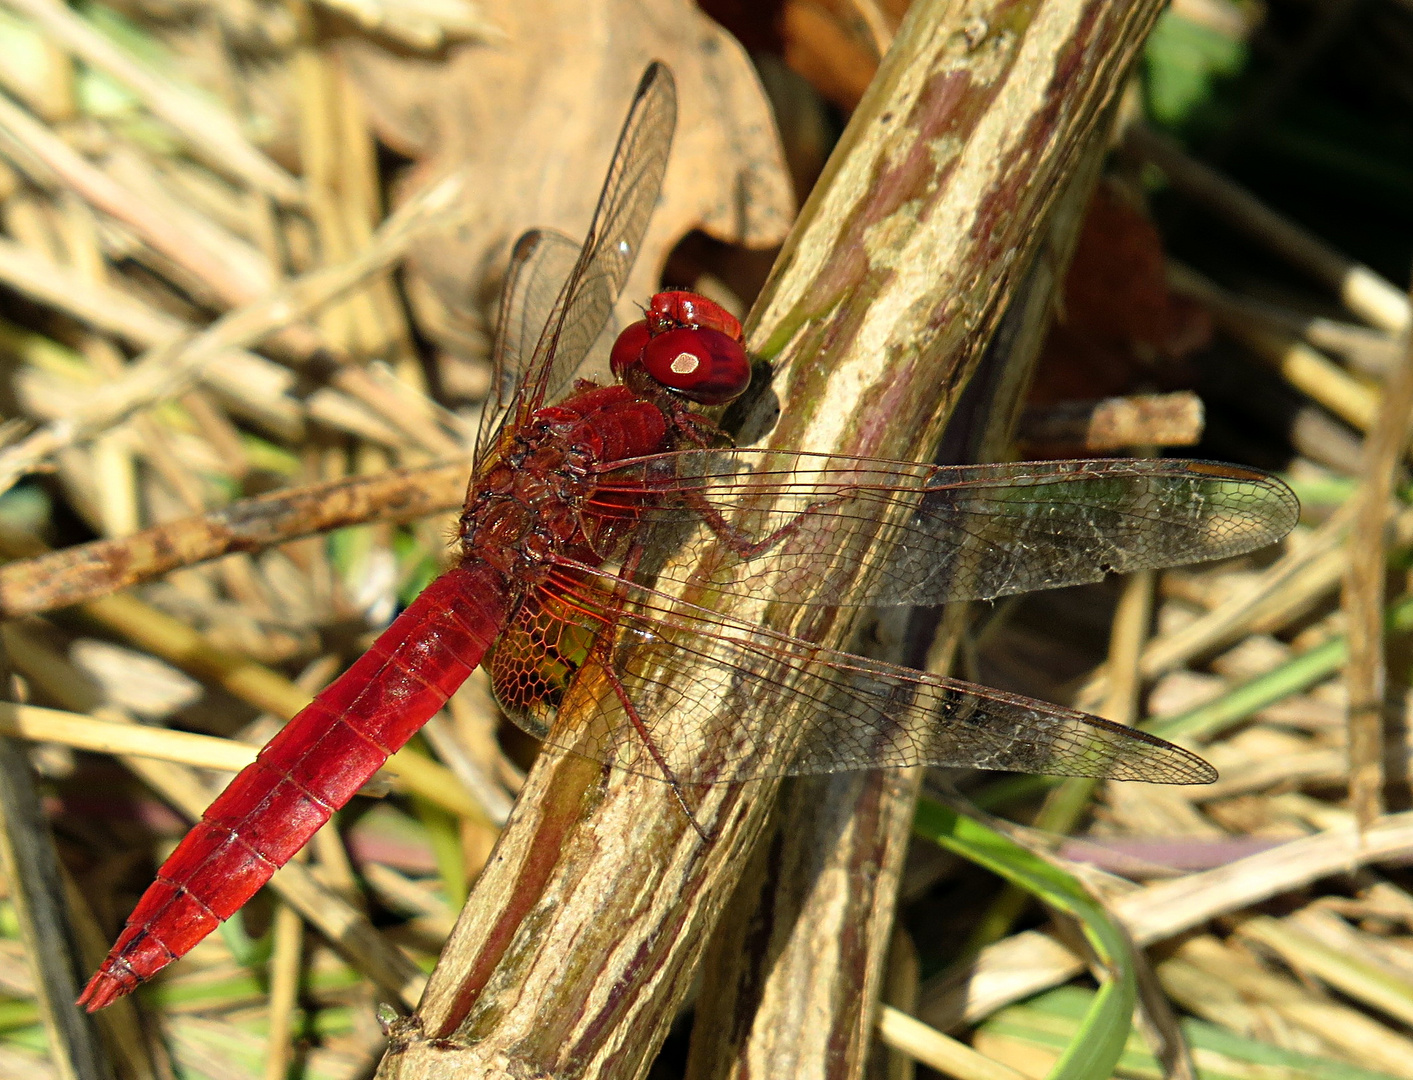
[79,562,508,1010]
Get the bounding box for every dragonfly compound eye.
[609,320,653,381]
[640,327,750,405]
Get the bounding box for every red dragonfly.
[80,63,1297,1010]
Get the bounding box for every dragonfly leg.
[684,486,854,563]
[550,549,711,840]
[601,659,711,843]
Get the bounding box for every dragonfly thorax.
[458,382,680,582]
[460,437,593,580]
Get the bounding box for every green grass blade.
[914,799,1136,1080]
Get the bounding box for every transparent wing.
[475,228,583,464]
[518,569,1215,786]
[590,453,1299,607]
[500,62,677,442]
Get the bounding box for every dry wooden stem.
[0,458,469,616]
[683,17,1145,1074]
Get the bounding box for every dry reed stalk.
[1019,391,1205,451]
[877,1004,1026,1080]
[1171,262,1381,434]
[0,169,470,497]
[0,701,257,770]
[0,0,302,204]
[1161,933,1413,1078]
[261,902,303,1080]
[0,458,469,616]
[1343,293,1413,825]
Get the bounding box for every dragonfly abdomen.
[78,563,508,1010]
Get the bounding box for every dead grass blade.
[0,734,115,1079]
[1343,293,1413,825]
[0,171,470,497]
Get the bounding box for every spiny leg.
[682,484,859,563]
[601,660,711,842]
[576,542,713,842]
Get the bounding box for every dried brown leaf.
[339,0,793,361]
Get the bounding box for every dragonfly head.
[611,291,751,406]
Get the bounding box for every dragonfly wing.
[507,64,677,429]
[594,452,1299,607]
[486,585,604,739]
[535,569,1215,786]
[476,228,584,464]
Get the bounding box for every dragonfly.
[80,62,1297,1010]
